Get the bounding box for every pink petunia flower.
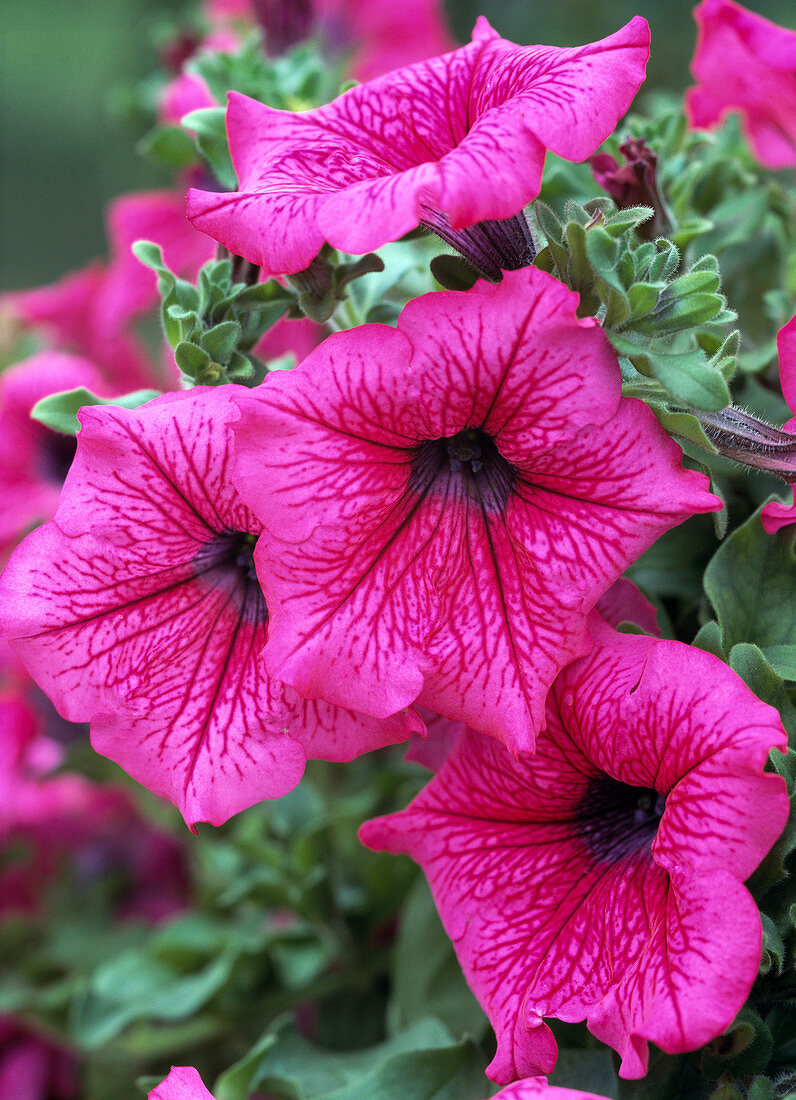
[0,389,419,828]
[232,267,719,753]
[0,637,191,923]
[0,352,106,559]
[187,17,649,279]
[762,314,796,533]
[686,0,796,170]
[361,623,789,1083]
[149,1066,216,1100]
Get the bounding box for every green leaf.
[131,239,166,272]
[585,226,620,274]
[200,320,242,364]
[705,512,796,656]
[531,201,564,246]
[760,913,785,976]
[648,240,679,281]
[653,407,719,453]
[71,947,235,1047]
[727,644,796,743]
[603,205,653,236]
[388,878,486,1040]
[650,292,726,331]
[137,124,198,168]
[692,620,726,660]
[235,1017,486,1100]
[182,106,236,191]
[174,341,212,380]
[429,254,479,292]
[626,282,660,320]
[609,334,731,410]
[760,645,796,682]
[31,387,160,434]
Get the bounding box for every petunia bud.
[590,138,671,239]
[696,405,796,483]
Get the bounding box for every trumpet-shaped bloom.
[0,389,418,828]
[686,0,796,169]
[187,17,649,276]
[762,315,796,533]
[233,267,718,752]
[361,624,789,1083]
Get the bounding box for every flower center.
[409,428,516,512]
[576,774,665,863]
[191,530,267,624]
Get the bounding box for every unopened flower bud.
[591,138,671,239]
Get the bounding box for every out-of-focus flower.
[203,0,454,81]
[686,0,796,169]
[232,267,718,753]
[362,625,788,1082]
[187,18,649,278]
[0,1017,80,1100]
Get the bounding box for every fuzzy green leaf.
[200,320,242,364]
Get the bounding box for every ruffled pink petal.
[595,577,659,635]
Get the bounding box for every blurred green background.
[2,0,794,289]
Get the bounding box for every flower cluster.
[2,1,795,1097]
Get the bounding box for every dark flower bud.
[696,405,796,483]
[591,138,671,240]
[252,0,315,56]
